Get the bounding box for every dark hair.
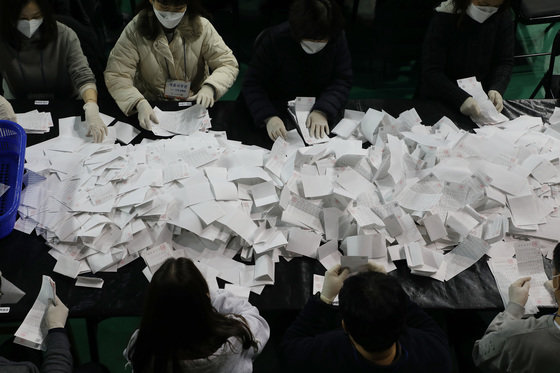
[451,0,511,13]
[289,0,344,40]
[135,0,207,41]
[131,258,258,373]
[554,243,560,274]
[339,272,408,352]
[0,0,58,50]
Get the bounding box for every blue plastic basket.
[0,120,26,239]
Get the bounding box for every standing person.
[241,0,352,141]
[472,243,560,372]
[281,263,452,372]
[104,0,239,131]
[0,0,108,142]
[420,0,513,118]
[124,258,270,372]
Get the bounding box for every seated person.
[242,0,352,141]
[0,95,16,122]
[419,0,513,118]
[0,0,107,142]
[472,243,560,372]
[104,0,239,131]
[281,264,452,372]
[124,258,270,372]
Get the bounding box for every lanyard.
[17,50,47,92]
[164,36,188,81]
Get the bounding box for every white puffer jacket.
[105,11,239,116]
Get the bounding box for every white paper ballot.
[340,256,369,273]
[0,275,26,304]
[75,276,104,288]
[301,174,333,198]
[113,121,140,144]
[14,276,56,350]
[53,256,81,279]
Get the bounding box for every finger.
[306,116,312,128]
[328,264,342,274]
[340,268,350,278]
[325,125,330,135]
[515,276,532,286]
[187,93,198,102]
[53,295,61,306]
[280,127,288,139]
[86,128,92,137]
[315,124,321,139]
[150,113,159,124]
[208,98,214,108]
[320,125,326,139]
[103,125,108,135]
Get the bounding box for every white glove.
[45,295,69,330]
[306,110,329,139]
[137,99,159,131]
[0,95,16,122]
[266,116,287,141]
[320,264,350,304]
[488,90,503,112]
[508,277,531,307]
[83,102,108,143]
[189,85,215,108]
[460,97,481,117]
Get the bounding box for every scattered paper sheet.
[75,276,104,288]
[0,274,26,304]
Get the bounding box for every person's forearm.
[81,88,97,104]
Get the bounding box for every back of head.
[339,272,408,352]
[554,243,560,275]
[289,0,344,41]
[0,0,58,49]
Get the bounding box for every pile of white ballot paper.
[16,110,54,134]
[15,100,560,315]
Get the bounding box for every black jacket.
[281,294,452,373]
[419,10,514,109]
[242,22,352,128]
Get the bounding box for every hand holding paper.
[320,264,350,304]
[45,295,68,330]
[508,277,531,307]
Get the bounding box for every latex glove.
[137,99,159,131]
[45,295,68,330]
[367,260,387,274]
[189,85,215,108]
[320,264,350,304]
[544,280,554,297]
[0,95,16,122]
[460,97,481,117]
[306,110,329,139]
[508,277,531,307]
[266,116,287,141]
[488,90,503,112]
[83,102,108,143]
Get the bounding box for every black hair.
[451,0,511,13]
[339,271,408,352]
[130,258,258,373]
[135,0,207,41]
[554,242,560,274]
[0,0,58,50]
[289,0,344,41]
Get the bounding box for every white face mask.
[17,18,43,38]
[466,4,499,23]
[153,6,185,29]
[300,40,328,54]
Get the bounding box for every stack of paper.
[457,77,508,126]
[152,105,211,137]
[16,110,53,134]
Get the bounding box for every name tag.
[164,80,191,100]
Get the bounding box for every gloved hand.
[460,97,481,118]
[306,110,329,139]
[544,279,554,296]
[367,260,387,274]
[266,116,287,141]
[508,277,531,307]
[189,85,215,108]
[137,99,159,131]
[83,102,108,143]
[320,264,350,304]
[0,95,16,122]
[45,295,69,330]
[488,90,503,112]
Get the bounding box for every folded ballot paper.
[17,99,560,309]
[457,77,508,126]
[14,276,56,350]
[151,105,211,137]
[16,110,54,134]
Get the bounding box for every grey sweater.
[0,22,95,100]
[472,302,560,373]
[0,329,73,373]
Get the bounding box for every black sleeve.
[421,14,471,110]
[41,329,73,373]
[312,33,353,126]
[242,30,282,129]
[280,294,341,371]
[487,13,514,94]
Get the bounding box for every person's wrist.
[320,293,334,304]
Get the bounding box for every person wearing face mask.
[0,0,108,143]
[472,243,560,372]
[104,0,239,132]
[419,0,513,118]
[241,0,352,142]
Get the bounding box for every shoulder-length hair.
[131,258,258,373]
[135,0,207,41]
[0,0,58,50]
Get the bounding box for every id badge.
[164,80,191,100]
